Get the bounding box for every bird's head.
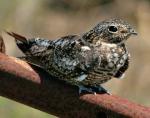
[83,19,137,45]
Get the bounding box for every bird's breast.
[94,42,128,73]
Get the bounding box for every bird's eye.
[108,26,118,33]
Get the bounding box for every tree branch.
[0,53,150,118]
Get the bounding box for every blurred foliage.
[0,0,150,118]
[44,0,115,12]
[0,97,56,118]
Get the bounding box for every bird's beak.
[130,29,138,35]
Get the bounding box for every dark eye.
[108,26,118,33]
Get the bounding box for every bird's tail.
[6,31,46,69]
[6,31,31,53]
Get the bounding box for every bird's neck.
[82,29,100,43]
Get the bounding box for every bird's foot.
[90,85,111,95]
[78,85,93,94]
[78,85,111,95]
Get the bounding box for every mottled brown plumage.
[7,18,137,94]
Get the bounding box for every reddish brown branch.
[0,53,150,118]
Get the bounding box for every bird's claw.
[78,85,93,94]
[78,85,111,95]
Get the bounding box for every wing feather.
[7,32,98,78]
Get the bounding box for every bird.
[6,18,137,94]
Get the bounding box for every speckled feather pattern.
[7,18,137,87]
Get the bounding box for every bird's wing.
[7,32,98,78]
[114,55,129,78]
[49,35,97,77]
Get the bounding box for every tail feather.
[6,31,31,53]
[6,31,47,69]
[6,31,27,43]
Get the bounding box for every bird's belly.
[79,55,127,86]
[85,72,112,85]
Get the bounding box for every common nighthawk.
[7,19,137,94]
